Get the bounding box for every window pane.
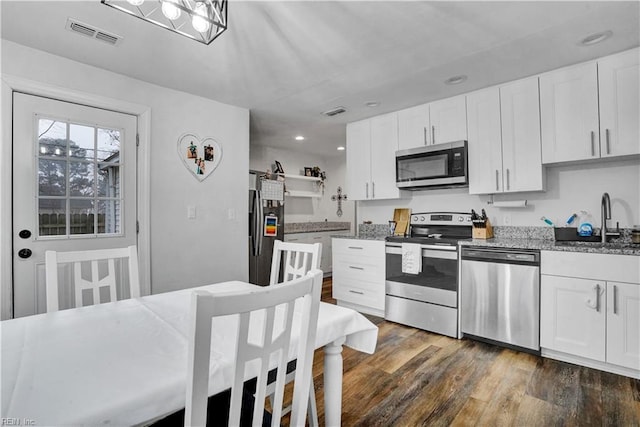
[97,164,120,197]
[70,199,94,235]
[69,124,95,160]
[38,119,67,158]
[39,159,67,196]
[97,128,120,162]
[97,199,120,234]
[39,199,66,236]
[69,161,95,197]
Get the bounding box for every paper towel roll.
[491,200,528,208]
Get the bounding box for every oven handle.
[385,245,458,260]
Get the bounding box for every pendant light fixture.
[102,0,227,45]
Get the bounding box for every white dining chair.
[185,269,323,427]
[45,245,140,312]
[269,239,322,426]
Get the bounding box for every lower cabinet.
[284,230,350,276]
[541,251,640,377]
[331,238,385,316]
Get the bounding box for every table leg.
[323,336,346,427]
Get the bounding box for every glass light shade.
[161,1,181,20]
[126,0,144,6]
[192,2,210,33]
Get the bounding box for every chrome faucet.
[601,192,611,243]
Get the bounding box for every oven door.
[385,243,459,307]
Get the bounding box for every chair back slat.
[45,245,140,312]
[185,270,322,427]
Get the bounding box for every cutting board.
[393,208,411,236]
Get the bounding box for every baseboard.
[541,348,640,379]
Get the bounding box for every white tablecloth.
[1,281,378,426]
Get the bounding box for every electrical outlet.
[503,214,512,225]
[187,206,196,219]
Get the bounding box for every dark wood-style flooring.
[304,278,640,426]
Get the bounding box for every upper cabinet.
[346,113,402,201]
[598,48,640,158]
[467,77,544,194]
[397,95,467,150]
[541,48,640,163]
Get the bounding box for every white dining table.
[1,281,378,426]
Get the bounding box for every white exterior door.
[12,93,138,317]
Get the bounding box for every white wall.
[357,157,640,229]
[250,145,355,227]
[1,40,249,299]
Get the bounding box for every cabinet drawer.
[332,238,384,258]
[333,282,384,310]
[541,251,640,283]
[333,256,383,284]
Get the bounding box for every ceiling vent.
[322,106,347,117]
[66,18,122,46]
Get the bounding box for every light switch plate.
[187,206,196,219]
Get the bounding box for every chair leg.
[307,379,319,427]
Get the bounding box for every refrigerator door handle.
[256,191,264,256]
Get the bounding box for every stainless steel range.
[385,212,472,337]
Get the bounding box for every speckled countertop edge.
[460,238,640,256]
[284,221,351,234]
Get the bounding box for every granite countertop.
[331,234,387,241]
[284,221,351,234]
[460,238,640,256]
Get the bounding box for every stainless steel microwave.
[395,140,468,189]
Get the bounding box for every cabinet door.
[599,48,640,158]
[346,119,371,200]
[397,104,430,150]
[500,77,544,193]
[607,281,640,370]
[540,275,605,362]
[369,112,401,200]
[540,62,600,163]
[466,87,504,194]
[429,95,467,145]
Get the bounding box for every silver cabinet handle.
[347,246,363,250]
[313,236,322,240]
[432,125,435,145]
[506,169,510,191]
[613,284,618,315]
[605,128,611,154]
[586,284,601,312]
[423,127,427,145]
[365,182,369,199]
[372,182,375,199]
[495,170,500,192]
[348,289,364,295]
[590,131,595,156]
[349,266,365,270]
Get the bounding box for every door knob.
[19,229,31,239]
[18,248,32,259]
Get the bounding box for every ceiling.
[2,1,639,158]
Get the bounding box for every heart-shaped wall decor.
[177,133,223,182]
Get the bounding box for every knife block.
[472,218,494,239]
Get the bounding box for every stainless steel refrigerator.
[249,171,284,286]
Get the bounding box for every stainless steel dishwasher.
[460,247,540,352]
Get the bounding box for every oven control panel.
[411,212,472,226]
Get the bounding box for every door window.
[37,117,122,238]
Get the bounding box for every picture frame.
[304,167,313,177]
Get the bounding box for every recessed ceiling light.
[579,30,613,46]
[294,135,305,141]
[444,75,467,85]
[337,146,345,151]
[365,101,380,108]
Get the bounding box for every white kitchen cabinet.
[397,104,430,150]
[540,48,640,163]
[346,113,402,201]
[466,77,544,194]
[540,251,640,377]
[397,96,467,150]
[331,238,385,316]
[607,281,640,370]
[429,95,467,146]
[598,48,640,158]
[540,61,600,163]
[285,230,350,276]
[540,275,606,362]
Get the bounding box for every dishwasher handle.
[461,247,540,265]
